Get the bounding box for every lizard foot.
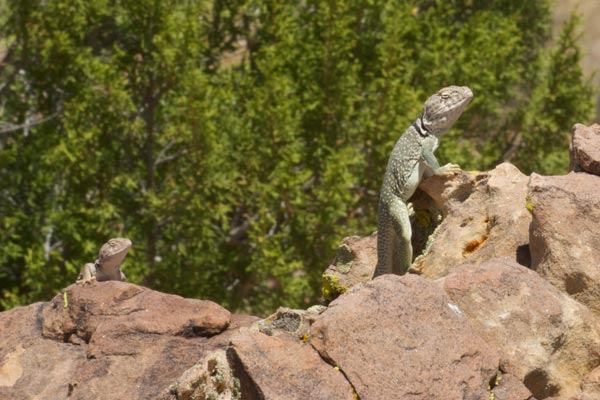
[76,276,97,285]
[434,163,461,176]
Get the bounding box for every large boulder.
[322,163,532,300]
[414,162,531,278]
[310,274,503,399]
[227,330,355,400]
[528,172,600,314]
[0,281,253,400]
[442,258,600,400]
[321,234,377,302]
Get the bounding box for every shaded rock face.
[311,274,501,399]
[528,172,600,314]
[0,282,252,400]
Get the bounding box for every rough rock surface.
[413,162,532,278]
[528,172,600,314]
[321,234,377,302]
[570,123,600,175]
[311,274,500,399]
[0,282,252,400]
[161,349,240,400]
[578,366,600,400]
[442,258,600,400]
[323,163,532,300]
[227,330,355,400]
[5,125,600,399]
[253,305,326,340]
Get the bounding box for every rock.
[578,366,600,400]
[42,281,231,357]
[227,330,355,400]
[0,282,254,400]
[0,302,84,399]
[417,166,478,214]
[310,274,499,399]
[528,172,600,314]
[323,164,531,299]
[412,163,532,278]
[569,123,600,175]
[490,372,535,400]
[253,306,325,340]
[441,258,600,400]
[161,349,240,400]
[321,234,377,301]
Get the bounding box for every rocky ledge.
[2,123,600,400]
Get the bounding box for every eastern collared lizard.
[373,86,473,277]
[77,237,132,283]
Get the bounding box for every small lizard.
[77,238,132,283]
[373,86,473,277]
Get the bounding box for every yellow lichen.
[415,210,432,228]
[321,274,347,301]
[525,195,535,213]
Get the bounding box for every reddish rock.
[0,302,85,399]
[253,305,326,340]
[417,165,478,214]
[321,234,377,301]
[311,274,499,399]
[0,282,253,400]
[42,281,231,358]
[490,373,534,400]
[578,366,600,400]
[528,172,600,314]
[227,330,355,400]
[323,164,531,299]
[160,349,240,400]
[413,163,531,278]
[442,258,600,400]
[570,123,600,175]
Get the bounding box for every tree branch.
[0,113,57,135]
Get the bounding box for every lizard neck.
[416,116,446,139]
[413,118,429,137]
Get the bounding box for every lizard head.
[98,237,132,269]
[420,86,473,133]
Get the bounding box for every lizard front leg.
[76,263,97,284]
[422,146,461,177]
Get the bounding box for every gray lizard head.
[420,86,473,133]
[98,237,132,267]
